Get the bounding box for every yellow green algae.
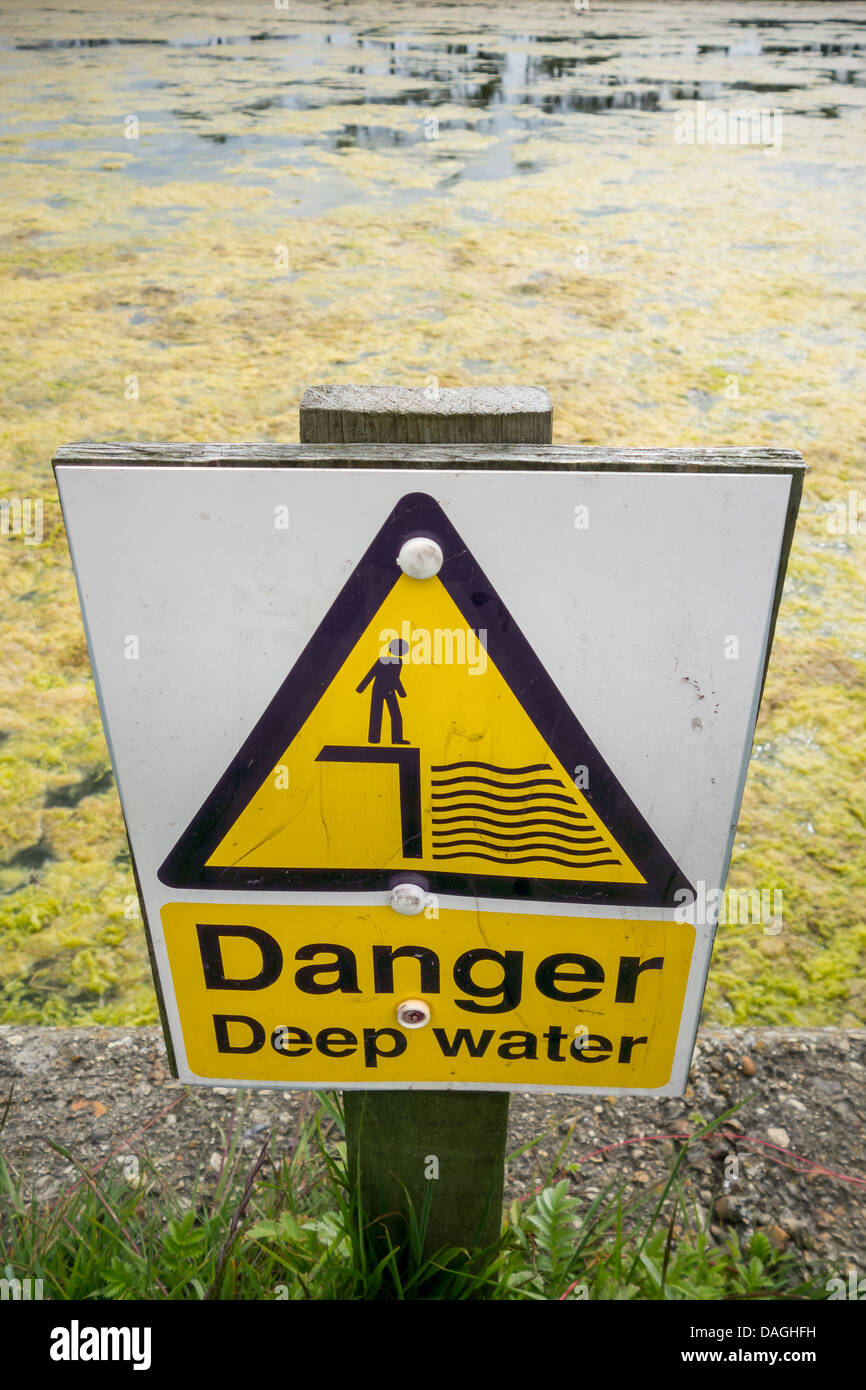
[0,1,864,1026]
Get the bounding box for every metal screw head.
[396,536,443,579]
[396,999,430,1029]
[389,883,427,915]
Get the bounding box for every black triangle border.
[158,492,695,907]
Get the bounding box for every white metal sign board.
[53,444,803,1096]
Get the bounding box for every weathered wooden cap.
[299,384,552,444]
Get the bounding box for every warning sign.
[161,901,694,1089]
[159,493,693,908]
[53,445,804,1094]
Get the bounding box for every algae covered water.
[1,1,864,1027]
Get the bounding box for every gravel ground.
[1,1024,863,1283]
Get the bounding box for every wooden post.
[299,383,552,1254]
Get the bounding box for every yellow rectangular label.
[161,903,694,1089]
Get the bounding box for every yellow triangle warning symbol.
[159,493,693,908]
[207,572,643,884]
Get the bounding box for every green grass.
[0,1095,829,1302]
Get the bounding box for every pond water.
[3,2,866,215]
[0,1,864,1029]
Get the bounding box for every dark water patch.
[236,97,282,114]
[728,80,808,93]
[786,105,848,120]
[358,81,669,116]
[310,84,441,106]
[44,767,113,809]
[7,31,309,52]
[567,34,635,43]
[764,41,866,55]
[541,88,662,114]
[7,836,52,871]
[11,36,161,50]
[732,16,866,28]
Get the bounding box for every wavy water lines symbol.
[428,760,623,870]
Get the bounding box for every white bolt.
[389,882,427,915]
[397,536,443,579]
[396,999,431,1029]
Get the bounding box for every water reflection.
[1,5,864,199]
